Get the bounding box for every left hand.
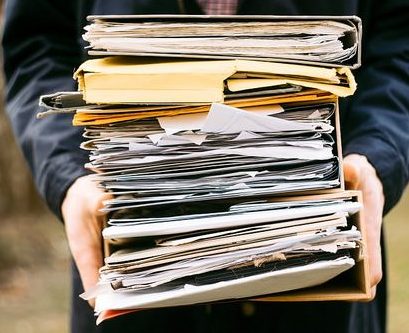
[62,175,113,308]
[343,154,385,298]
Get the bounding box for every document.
[200,103,333,134]
[93,257,354,313]
[102,200,360,238]
[82,196,361,318]
[73,57,356,104]
[38,88,336,126]
[83,15,361,68]
[81,103,340,211]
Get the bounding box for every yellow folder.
[73,57,356,105]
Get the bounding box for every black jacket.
[2,0,409,219]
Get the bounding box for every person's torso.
[86,0,361,16]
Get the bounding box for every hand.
[61,175,112,307]
[343,154,384,298]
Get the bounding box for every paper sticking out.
[157,103,285,135]
[158,112,208,135]
[201,103,333,134]
[157,103,332,137]
[147,133,207,146]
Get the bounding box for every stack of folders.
[39,15,370,323]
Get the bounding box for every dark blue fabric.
[2,1,89,220]
[2,0,408,332]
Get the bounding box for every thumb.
[343,155,362,190]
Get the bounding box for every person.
[2,1,408,332]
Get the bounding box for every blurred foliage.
[385,199,409,333]
[0,214,69,333]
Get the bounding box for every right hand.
[343,154,384,299]
[61,175,112,307]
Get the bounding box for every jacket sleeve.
[2,0,90,220]
[342,0,409,214]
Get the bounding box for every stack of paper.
[82,102,339,213]
[87,198,361,312]
[38,15,366,322]
[84,15,361,68]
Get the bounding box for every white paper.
[103,201,361,239]
[94,257,354,312]
[201,103,333,134]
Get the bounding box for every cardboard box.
[254,190,371,302]
[102,190,371,306]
